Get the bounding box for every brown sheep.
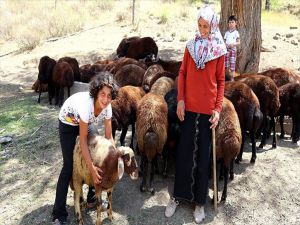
[51,61,74,107]
[109,57,147,74]
[111,86,145,148]
[116,36,158,60]
[58,56,81,82]
[235,74,280,148]
[116,36,140,57]
[32,79,48,93]
[136,93,168,194]
[79,64,97,83]
[37,55,56,104]
[258,67,300,87]
[72,134,138,225]
[114,64,146,87]
[216,97,242,201]
[276,83,300,143]
[224,81,263,163]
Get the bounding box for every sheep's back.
[225,81,261,130]
[259,68,300,87]
[235,74,280,116]
[136,93,168,158]
[73,135,119,189]
[52,62,74,87]
[114,64,146,87]
[216,98,241,167]
[150,77,174,97]
[58,57,81,82]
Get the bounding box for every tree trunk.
[265,0,271,11]
[220,0,262,74]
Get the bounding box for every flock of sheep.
[32,36,300,224]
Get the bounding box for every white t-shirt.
[59,92,112,126]
[224,30,240,46]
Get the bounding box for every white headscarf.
[186,5,227,70]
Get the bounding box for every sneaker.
[165,197,179,218]
[52,218,67,225]
[194,205,205,224]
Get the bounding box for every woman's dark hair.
[89,71,119,100]
[228,15,237,22]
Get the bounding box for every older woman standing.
[165,5,226,223]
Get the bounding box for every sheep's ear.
[118,146,131,166]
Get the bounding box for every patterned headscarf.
[186,5,227,70]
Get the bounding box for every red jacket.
[177,48,225,115]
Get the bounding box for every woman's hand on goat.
[209,110,219,129]
[177,100,185,121]
[91,164,103,185]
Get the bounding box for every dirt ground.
[1,4,300,225]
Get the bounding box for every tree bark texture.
[220,0,262,74]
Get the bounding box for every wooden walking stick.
[212,115,218,211]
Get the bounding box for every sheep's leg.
[73,180,84,225]
[130,122,135,149]
[67,86,70,97]
[221,165,229,202]
[236,128,246,163]
[219,160,224,181]
[271,116,277,148]
[292,116,300,143]
[95,187,102,225]
[48,86,53,105]
[107,190,113,221]
[140,155,148,192]
[154,155,160,174]
[38,90,42,103]
[162,147,169,177]
[259,115,269,148]
[279,115,285,139]
[250,129,257,163]
[148,158,156,195]
[59,87,64,107]
[54,87,59,105]
[120,125,128,146]
[229,159,234,180]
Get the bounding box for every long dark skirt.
[173,111,212,205]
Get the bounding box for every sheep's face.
[119,146,138,180]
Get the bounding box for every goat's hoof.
[229,173,234,180]
[272,143,277,148]
[280,134,285,139]
[258,144,264,149]
[250,158,256,164]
